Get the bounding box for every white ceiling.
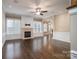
[3,0,70,18]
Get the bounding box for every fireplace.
[24,31,31,38]
[22,27,33,39]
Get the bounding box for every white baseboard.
[53,39,70,43]
[71,50,77,59]
[53,32,70,43]
[71,50,77,55]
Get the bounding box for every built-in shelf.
[66,0,77,9]
[67,5,77,9]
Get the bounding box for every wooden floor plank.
[2,37,70,59]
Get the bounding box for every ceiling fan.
[13,0,48,16]
[32,7,48,16]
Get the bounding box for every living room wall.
[53,13,70,42]
[21,16,44,38]
[2,10,6,46]
[54,13,70,32]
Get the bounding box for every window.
[33,21,42,33]
[7,18,21,34]
[44,23,48,32]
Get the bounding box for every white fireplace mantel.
[21,27,33,39]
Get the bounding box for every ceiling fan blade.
[40,13,43,15]
[41,11,48,13]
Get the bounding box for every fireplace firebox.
[22,28,32,39]
[24,31,31,38]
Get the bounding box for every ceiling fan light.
[36,8,41,12]
[36,12,40,15]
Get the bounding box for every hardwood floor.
[2,36,70,59]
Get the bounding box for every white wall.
[68,7,77,54]
[21,16,33,28]
[2,11,6,46]
[6,15,44,40]
[54,13,70,32]
[53,13,70,42]
[68,7,77,58]
[7,16,33,39]
[70,13,77,52]
[21,16,43,38]
[53,32,70,42]
[7,34,21,39]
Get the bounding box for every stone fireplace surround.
[22,27,44,39]
[22,27,33,39]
